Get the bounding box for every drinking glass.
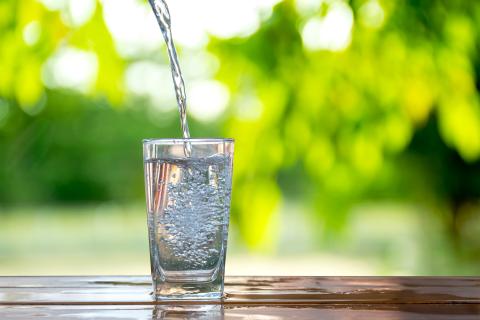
[143,138,234,300]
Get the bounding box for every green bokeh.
[1,0,480,274]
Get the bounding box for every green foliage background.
[1,0,480,274]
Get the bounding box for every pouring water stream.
[148,0,192,156]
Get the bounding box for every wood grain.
[0,276,479,318]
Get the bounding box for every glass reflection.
[152,304,224,319]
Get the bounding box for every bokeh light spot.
[188,80,230,122]
[234,94,264,121]
[358,0,385,29]
[301,1,354,51]
[125,61,176,112]
[22,21,41,46]
[63,0,96,27]
[42,47,98,92]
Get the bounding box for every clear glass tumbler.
[143,138,234,300]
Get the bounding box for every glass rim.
[143,138,234,145]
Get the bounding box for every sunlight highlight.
[125,61,176,112]
[188,80,230,122]
[42,47,98,92]
[101,0,163,56]
[63,0,96,27]
[22,21,41,46]
[359,0,385,29]
[101,0,281,51]
[301,1,354,51]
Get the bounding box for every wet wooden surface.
[0,276,479,319]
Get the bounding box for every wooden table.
[0,276,479,319]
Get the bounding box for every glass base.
[153,305,224,319]
[153,281,224,301]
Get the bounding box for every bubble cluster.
[146,155,232,273]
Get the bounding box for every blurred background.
[1,0,480,275]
